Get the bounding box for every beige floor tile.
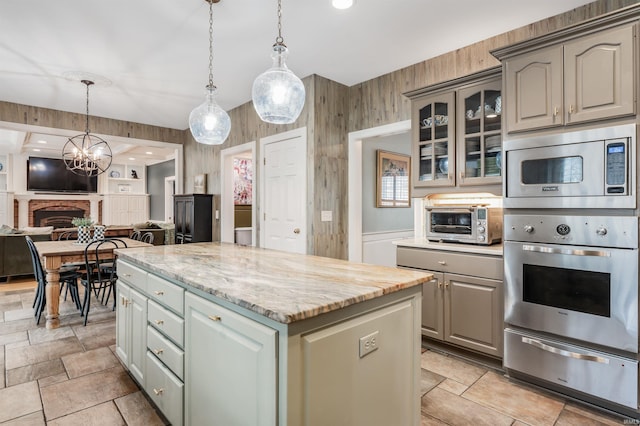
[6,340,30,349]
[0,344,4,389]
[422,387,513,426]
[72,320,116,351]
[463,371,564,425]
[28,326,75,345]
[437,378,467,395]
[0,318,40,336]
[114,391,166,426]
[38,372,69,389]
[421,350,487,386]
[421,368,445,396]
[40,365,138,421]
[0,381,42,423]
[0,294,24,305]
[4,308,35,322]
[0,331,29,346]
[47,401,125,426]
[62,347,121,379]
[421,414,449,425]
[0,410,45,425]
[6,359,66,387]
[561,403,627,426]
[5,336,83,370]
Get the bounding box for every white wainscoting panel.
[362,230,414,267]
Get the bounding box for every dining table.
[33,237,152,329]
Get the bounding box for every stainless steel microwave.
[504,124,636,209]
[425,206,503,245]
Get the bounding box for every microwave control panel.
[605,139,628,194]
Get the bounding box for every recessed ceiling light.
[33,148,41,152]
[128,157,136,161]
[146,151,153,155]
[332,0,354,9]
[37,140,47,144]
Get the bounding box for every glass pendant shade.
[189,85,231,145]
[252,44,305,124]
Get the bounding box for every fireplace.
[34,208,85,229]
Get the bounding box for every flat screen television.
[27,157,98,193]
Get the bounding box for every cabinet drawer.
[148,300,184,347]
[145,351,184,426]
[147,325,184,380]
[397,247,502,280]
[116,260,147,292]
[147,274,184,315]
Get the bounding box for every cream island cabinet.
[114,242,430,426]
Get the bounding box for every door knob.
[293,228,300,234]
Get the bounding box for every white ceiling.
[0,0,595,156]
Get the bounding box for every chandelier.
[62,80,112,176]
[189,0,231,145]
[252,0,305,124]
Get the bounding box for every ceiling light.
[37,140,47,144]
[146,151,153,155]
[62,80,112,176]
[33,148,41,152]
[189,0,231,146]
[128,157,136,161]
[252,0,305,124]
[332,0,354,9]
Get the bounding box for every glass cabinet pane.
[464,91,482,135]
[484,90,501,132]
[485,135,502,177]
[419,104,433,142]
[418,144,433,181]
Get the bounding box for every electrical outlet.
[359,330,379,358]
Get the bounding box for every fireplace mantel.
[14,193,103,229]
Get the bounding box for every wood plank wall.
[0,101,183,144]
[348,0,638,132]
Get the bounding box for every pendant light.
[252,0,305,124]
[62,80,112,176]
[189,0,231,145]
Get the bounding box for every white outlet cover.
[321,210,332,222]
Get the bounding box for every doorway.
[348,120,412,264]
[220,142,256,245]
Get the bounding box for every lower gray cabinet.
[145,351,184,426]
[116,281,148,386]
[398,246,503,358]
[184,292,277,426]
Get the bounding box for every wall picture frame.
[194,173,207,194]
[376,150,411,208]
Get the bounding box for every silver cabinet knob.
[524,225,534,233]
[596,227,608,236]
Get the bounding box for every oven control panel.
[504,214,638,249]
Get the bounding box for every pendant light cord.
[275,0,285,46]
[81,79,94,133]
[208,0,215,89]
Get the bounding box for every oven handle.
[522,244,611,257]
[522,337,610,364]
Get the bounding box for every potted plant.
[71,217,94,244]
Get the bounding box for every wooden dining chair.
[25,236,82,324]
[80,238,128,326]
[130,230,142,241]
[140,232,154,244]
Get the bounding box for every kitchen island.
[114,242,431,426]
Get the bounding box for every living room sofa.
[0,233,51,280]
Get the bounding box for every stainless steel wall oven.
[502,124,640,416]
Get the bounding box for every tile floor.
[0,278,634,425]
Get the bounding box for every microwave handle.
[522,337,609,364]
[522,244,611,258]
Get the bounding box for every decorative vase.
[77,226,91,244]
[93,225,106,241]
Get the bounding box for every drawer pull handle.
[437,281,443,290]
[154,348,164,355]
[153,388,164,396]
[121,273,132,278]
[444,281,449,289]
[208,315,222,322]
[154,290,165,296]
[437,260,446,265]
[553,106,559,117]
[154,319,164,326]
[522,337,609,364]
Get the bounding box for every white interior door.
[261,128,307,254]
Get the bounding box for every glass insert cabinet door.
[413,92,455,187]
[457,79,502,185]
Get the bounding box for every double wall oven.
[502,124,640,415]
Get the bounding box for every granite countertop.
[115,242,431,324]
[393,237,503,256]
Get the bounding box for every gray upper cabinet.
[504,23,636,133]
[407,67,502,192]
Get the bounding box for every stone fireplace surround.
[14,194,103,229]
